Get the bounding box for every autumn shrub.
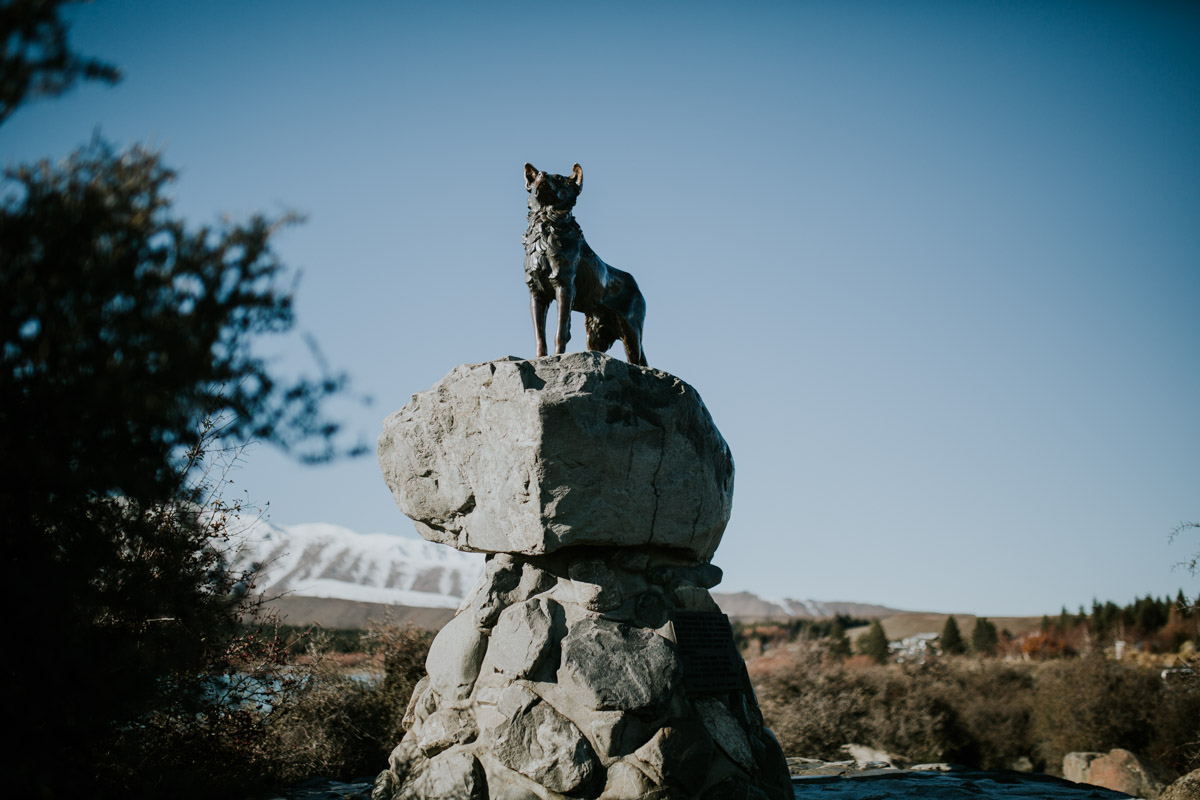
[758,642,1200,776]
[1152,670,1200,773]
[367,620,437,746]
[1031,654,1192,774]
[881,662,982,763]
[948,661,1036,770]
[758,656,1037,768]
[268,622,434,783]
[95,613,309,799]
[757,651,874,759]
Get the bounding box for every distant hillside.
[871,612,1044,641]
[712,591,908,621]
[261,595,457,631]
[229,520,484,628]
[230,522,966,632]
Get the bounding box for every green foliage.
[2,139,353,483]
[1,7,373,795]
[1037,589,1199,653]
[857,619,890,664]
[731,614,870,654]
[1,59,356,799]
[827,618,852,660]
[971,617,999,656]
[940,616,966,655]
[0,0,120,125]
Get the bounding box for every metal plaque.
[671,610,747,695]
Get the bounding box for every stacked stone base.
[371,547,792,800]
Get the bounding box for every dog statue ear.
[571,163,583,190]
[524,163,538,190]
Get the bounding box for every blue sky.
[4,0,1197,616]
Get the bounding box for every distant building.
[895,632,940,663]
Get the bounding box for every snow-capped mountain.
[228,520,484,610]
[225,519,902,623]
[711,591,905,621]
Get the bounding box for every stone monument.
[372,352,792,800]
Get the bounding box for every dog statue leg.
[553,284,573,354]
[530,294,550,358]
[617,318,647,367]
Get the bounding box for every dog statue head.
[525,163,583,213]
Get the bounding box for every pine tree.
[940,615,966,655]
[858,620,890,664]
[1176,589,1192,618]
[971,617,999,656]
[827,619,851,659]
[1058,606,1073,632]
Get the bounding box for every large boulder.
[559,617,680,712]
[1065,749,1175,799]
[378,353,734,561]
[489,684,599,794]
[1162,769,1200,800]
[372,356,790,800]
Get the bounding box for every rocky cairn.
[372,353,792,800]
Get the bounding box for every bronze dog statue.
[523,163,648,366]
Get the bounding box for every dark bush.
[95,612,309,799]
[1033,654,1159,772]
[864,662,968,764]
[269,622,434,783]
[943,661,1035,770]
[757,651,873,759]
[758,657,1036,768]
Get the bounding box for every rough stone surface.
[398,750,487,800]
[401,676,434,731]
[424,610,488,701]
[757,729,796,800]
[633,720,715,794]
[560,617,680,711]
[1062,752,1104,785]
[370,357,791,800]
[489,684,599,794]
[1162,769,1200,800]
[1067,748,1173,799]
[587,710,652,761]
[569,559,624,612]
[633,591,668,628]
[488,596,557,678]
[697,696,755,772]
[378,353,734,561]
[469,556,522,627]
[599,760,670,800]
[416,706,478,756]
